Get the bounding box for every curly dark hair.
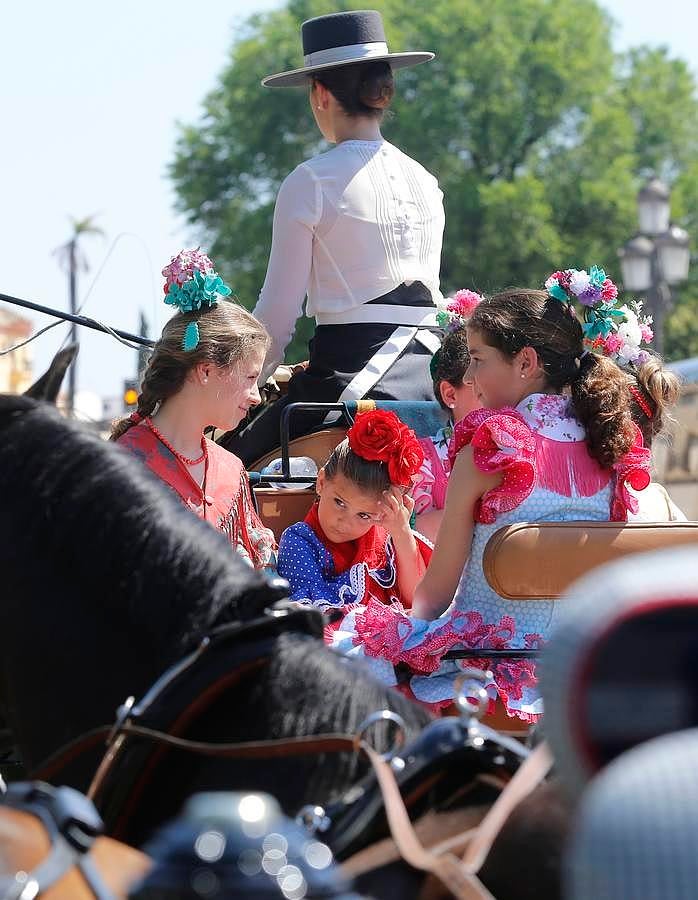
[468,289,636,468]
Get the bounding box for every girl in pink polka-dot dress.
[330,275,652,721]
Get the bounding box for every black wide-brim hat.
[262,10,434,88]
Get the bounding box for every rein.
[34,602,328,784]
[86,723,361,802]
[339,673,553,899]
[353,740,553,900]
[9,729,551,900]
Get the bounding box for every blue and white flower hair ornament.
[162,249,233,351]
[544,266,653,367]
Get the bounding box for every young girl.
[277,410,432,619]
[413,291,482,540]
[626,356,686,520]
[333,266,653,721]
[111,249,276,569]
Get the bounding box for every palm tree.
[54,215,104,415]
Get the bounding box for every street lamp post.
[618,177,690,356]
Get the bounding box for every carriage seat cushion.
[484,521,698,600]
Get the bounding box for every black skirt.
[220,281,442,466]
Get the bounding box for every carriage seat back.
[251,428,347,473]
[483,521,698,599]
[249,400,446,473]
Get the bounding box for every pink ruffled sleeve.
[448,408,537,524]
[611,424,652,521]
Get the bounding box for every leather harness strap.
[460,742,553,874]
[116,723,358,758]
[357,741,554,900]
[38,725,357,787]
[360,742,495,900]
[29,724,551,900]
[85,724,359,803]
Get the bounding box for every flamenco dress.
[412,422,453,514]
[118,420,276,569]
[277,503,432,632]
[328,394,651,721]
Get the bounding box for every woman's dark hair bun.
[314,60,394,118]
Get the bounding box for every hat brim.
[262,51,434,88]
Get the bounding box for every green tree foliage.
[171,0,698,362]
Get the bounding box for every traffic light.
[123,378,139,407]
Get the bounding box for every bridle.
[329,675,553,900]
[3,606,553,900]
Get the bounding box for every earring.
[203,378,208,384]
[520,374,526,379]
[448,402,455,409]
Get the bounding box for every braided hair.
[110,302,268,441]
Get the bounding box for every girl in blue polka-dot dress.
[330,268,653,721]
[277,410,433,619]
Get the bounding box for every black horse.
[1,358,433,775]
[0,351,569,899]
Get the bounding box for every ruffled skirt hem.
[327,599,544,724]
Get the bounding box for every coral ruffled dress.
[329,394,651,721]
[118,422,276,569]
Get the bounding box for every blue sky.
[1,0,696,408]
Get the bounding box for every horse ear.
[24,345,79,403]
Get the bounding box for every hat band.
[303,41,389,68]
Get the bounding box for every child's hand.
[377,487,414,538]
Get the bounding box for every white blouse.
[253,139,445,378]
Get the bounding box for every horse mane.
[261,633,433,793]
[249,631,431,748]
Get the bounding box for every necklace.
[145,417,207,467]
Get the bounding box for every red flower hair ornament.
[347,410,425,487]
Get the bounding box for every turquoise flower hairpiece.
[162,249,233,351]
[544,266,653,367]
